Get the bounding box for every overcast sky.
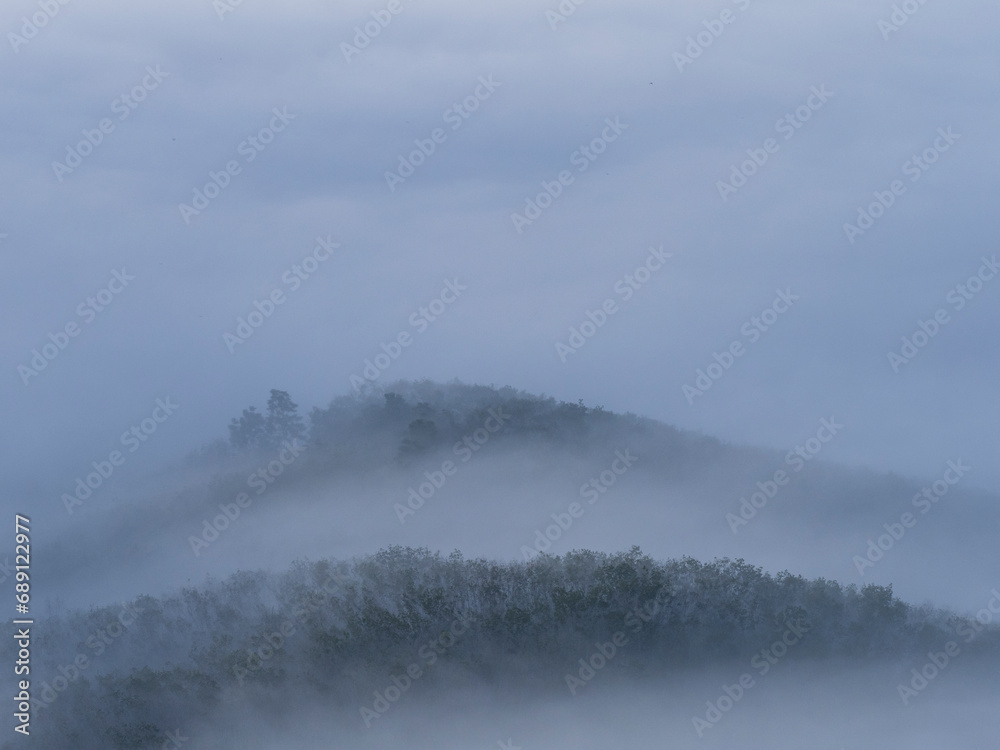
[3,0,999,504]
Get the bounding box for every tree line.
[12,546,998,749]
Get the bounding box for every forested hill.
[202,380,961,512]
[14,547,1000,749]
[213,379,719,475]
[42,380,1000,621]
[23,382,1000,748]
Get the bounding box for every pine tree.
[265,389,305,447]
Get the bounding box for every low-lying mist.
[31,382,1000,614]
[12,382,1000,749]
[9,544,1000,749]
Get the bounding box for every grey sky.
[3,0,999,505]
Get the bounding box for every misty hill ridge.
[199,379,989,519]
[50,379,997,622]
[203,379,802,489]
[16,547,1000,750]
[215,380,693,467]
[23,382,1000,749]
